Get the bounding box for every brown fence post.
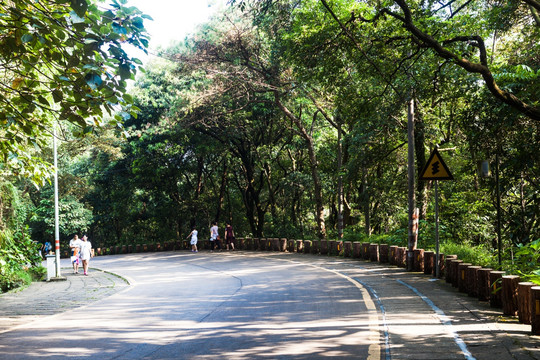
[489,271,506,308]
[413,249,425,272]
[477,268,493,301]
[518,282,535,324]
[389,246,398,265]
[379,244,389,263]
[424,251,434,275]
[450,259,464,287]
[362,243,370,260]
[436,253,446,278]
[311,240,320,254]
[287,239,295,252]
[353,242,361,259]
[397,247,407,268]
[320,240,329,255]
[502,275,520,316]
[279,238,287,252]
[467,266,482,297]
[303,240,312,254]
[369,244,379,262]
[344,241,352,257]
[445,255,458,283]
[457,263,472,293]
[296,240,304,253]
[531,286,540,334]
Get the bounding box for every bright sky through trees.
[126,0,227,63]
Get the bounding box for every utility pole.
[337,122,344,240]
[407,97,418,271]
[53,124,62,278]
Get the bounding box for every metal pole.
[495,152,502,266]
[53,124,61,277]
[435,180,440,278]
[407,97,416,271]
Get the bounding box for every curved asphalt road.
[1,251,538,359]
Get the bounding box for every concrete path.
[0,251,538,359]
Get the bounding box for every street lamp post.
[53,124,61,277]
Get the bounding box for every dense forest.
[1,0,539,291]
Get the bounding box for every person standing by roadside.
[224,222,235,251]
[210,221,220,252]
[187,227,198,253]
[69,234,82,274]
[79,234,93,276]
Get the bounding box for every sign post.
[419,148,453,278]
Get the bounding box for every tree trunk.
[274,92,326,239]
[215,160,228,223]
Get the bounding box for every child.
[187,227,198,253]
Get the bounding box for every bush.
[506,239,540,284]
[440,242,498,268]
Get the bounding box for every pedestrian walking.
[187,227,198,253]
[69,234,82,274]
[224,222,235,251]
[210,221,220,252]
[79,234,93,276]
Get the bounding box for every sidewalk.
[0,268,129,334]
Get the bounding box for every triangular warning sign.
[419,149,454,181]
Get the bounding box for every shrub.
[440,242,498,268]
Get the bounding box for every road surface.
[0,251,537,359]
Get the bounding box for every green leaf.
[52,89,63,103]
[21,33,34,43]
[70,0,88,18]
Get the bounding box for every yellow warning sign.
[419,149,454,181]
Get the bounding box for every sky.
[124,0,228,63]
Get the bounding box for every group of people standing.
[69,234,93,275]
[187,221,235,253]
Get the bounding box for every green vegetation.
[1,0,539,291]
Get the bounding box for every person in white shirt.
[69,235,82,274]
[79,234,93,276]
[187,227,198,253]
[210,222,220,252]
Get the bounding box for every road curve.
[0,251,537,360]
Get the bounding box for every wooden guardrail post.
[450,259,463,287]
[369,244,379,262]
[303,240,312,254]
[352,242,361,258]
[531,286,540,334]
[379,244,389,263]
[320,240,328,255]
[457,263,472,293]
[489,271,506,308]
[311,240,320,254]
[424,251,434,275]
[389,246,398,265]
[296,239,304,253]
[279,238,287,252]
[477,268,493,301]
[344,241,352,257]
[436,253,446,278]
[362,242,370,260]
[444,255,458,283]
[467,266,482,297]
[287,239,295,252]
[413,249,425,272]
[517,282,535,324]
[502,275,520,316]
